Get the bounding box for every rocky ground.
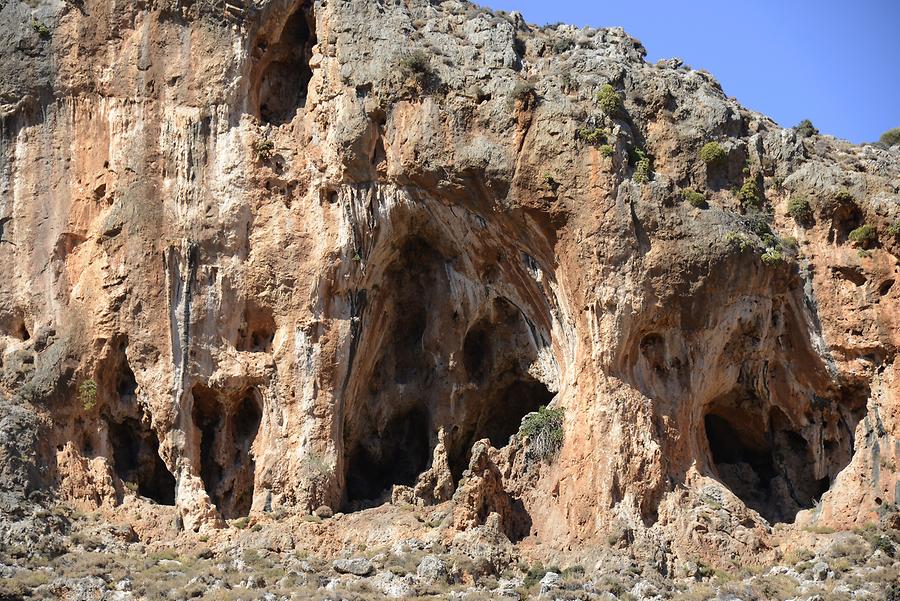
[1,500,899,600]
[0,506,900,601]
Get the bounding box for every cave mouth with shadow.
[192,385,263,519]
[703,387,865,524]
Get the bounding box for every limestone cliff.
[1,0,899,575]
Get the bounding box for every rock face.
[0,0,898,568]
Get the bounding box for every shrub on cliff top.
[521,406,564,461]
[596,84,623,115]
[879,127,900,147]
[794,119,819,138]
[699,141,726,165]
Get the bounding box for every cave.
[340,237,450,510]
[192,385,262,519]
[108,416,176,505]
[256,4,317,125]
[345,408,430,507]
[703,399,854,524]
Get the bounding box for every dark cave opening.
[192,386,262,519]
[257,4,317,125]
[703,395,860,524]
[345,408,431,508]
[108,416,176,505]
[463,324,490,383]
[193,385,224,512]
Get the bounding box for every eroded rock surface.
[0,0,898,584]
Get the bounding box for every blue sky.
[481,0,899,144]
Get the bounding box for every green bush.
[31,19,51,37]
[761,248,784,265]
[576,126,606,145]
[879,127,900,147]
[630,148,652,184]
[736,177,762,210]
[787,196,812,224]
[725,231,753,252]
[598,144,615,157]
[596,83,623,115]
[699,141,726,165]
[835,189,854,204]
[79,379,98,411]
[848,224,877,247]
[520,406,564,461]
[794,119,819,138]
[682,189,707,209]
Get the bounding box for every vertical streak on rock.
[165,240,199,407]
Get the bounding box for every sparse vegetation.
[736,177,762,210]
[561,72,579,94]
[682,189,707,209]
[795,119,819,138]
[31,19,51,37]
[761,248,784,265]
[631,148,652,184]
[520,406,564,461]
[699,141,726,165]
[551,37,574,54]
[399,50,435,90]
[512,80,537,106]
[252,139,274,161]
[886,222,900,239]
[576,126,606,146]
[596,83,623,115]
[599,144,615,157]
[725,231,753,252]
[787,196,813,224]
[78,379,97,411]
[879,127,900,147]
[848,224,877,248]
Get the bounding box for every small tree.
[736,177,762,211]
[520,406,564,462]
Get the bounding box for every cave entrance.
[104,350,176,506]
[192,385,262,519]
[703,397,856,524]
[345,408,430,509]
[450,298,555,479]
[109,417,176,505]
[257,3,317,125]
